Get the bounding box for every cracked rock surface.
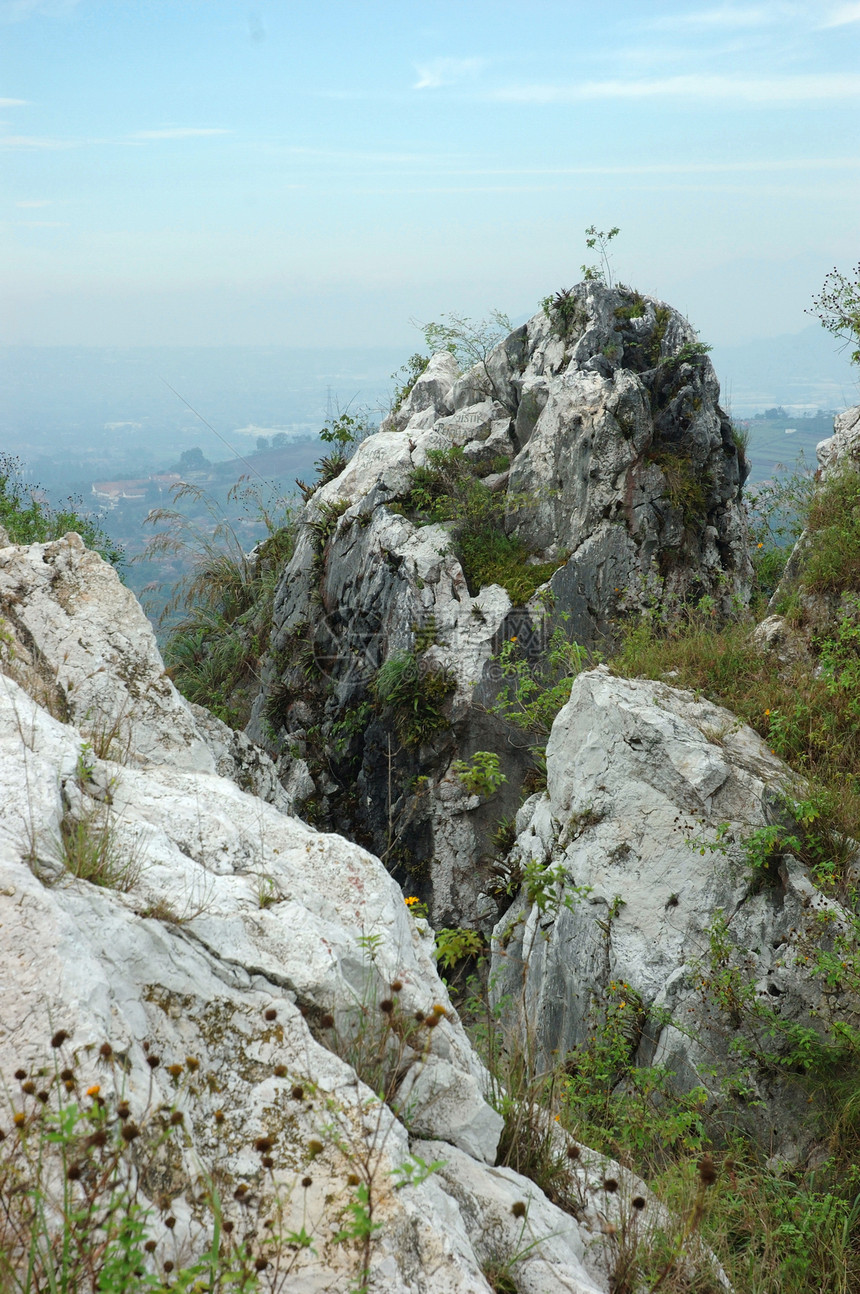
[247,284,752,926]
[0,531,631,1293]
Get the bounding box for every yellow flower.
[764,709,771,716]
[404,896,419,907]
[510,635,517,642]
[757,542,764,549]
[86,1084,100,1097]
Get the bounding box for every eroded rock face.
[247,284,752,926]
[0,535,622,1293]
[490,666,859,1159]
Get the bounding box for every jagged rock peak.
[246,282,753,926]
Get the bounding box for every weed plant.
[370,649,455,747]
[0,957,454,1294]
[144,481,295,728]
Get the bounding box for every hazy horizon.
[4,1,860,352]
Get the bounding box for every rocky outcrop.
[489,666,859,1159]
[0,532,653,1292]
[246,283,752,926]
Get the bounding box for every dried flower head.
[121,1123,140,1142]
[170,1111,184,1126]
[254,1259,269,1273]
[307,1139,324,1158]
[13,1069,26,1082]
[347,1173,361,1186]
[390,979,403,993]
[603,1178,619,1194]
[21,1081,36,1095]
[167,1063,183,1078]
[320,1013,335,1030]
[214,1110,225,1124]
[185,1056,200,1072]
[117,1102,131,1120]
[698,1154,718,1186]
[254,1137,274,1153]
[566,1144,580,1160]
[264,1008,277,1022]
[67,1162,83,1181]
[262,1155,274,1168]
[146,1055,160,1070]
[99,1042,113,1060]
[302,1175,313,1188]
[379,999,394,1015]
[511,1200,527,1218]
[632,1196,646,1210]
[144,1240,156,1253]
[291,1084,304,1101]
[274,1064,287,1078]
[60,1068,74,1082]
[165,1217,176,1230]
[51,1030,69,1049]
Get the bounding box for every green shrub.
[802,466,860,594]
[491,625,589,739]
[147,482,295,728]
[371,650,455,746]
[450,751,506,798]
[389,353,430,414]
[398,446,563,606]
[646,447,708,522]
[0,454,123,568]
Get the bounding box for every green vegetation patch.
[398,445,563,606]
[371,649,455,746]
[0,453,123,568]
[148,482,296,728]
[802,465,860,594]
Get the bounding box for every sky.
[2,0,859,350]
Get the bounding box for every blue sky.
[2,0,859,349]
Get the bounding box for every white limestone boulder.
[491,666,859,1157]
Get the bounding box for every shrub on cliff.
[0,453,123,568]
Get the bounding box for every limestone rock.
[248,284,752,926]
[490,666,859,1157]
[0,536,633,1292]
[816,402,860,476]
[0,533,295,814]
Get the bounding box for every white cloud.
[489,73,860,104]
[17,219,66,227]
[0,134,76,148]
[0,0,79,21]
[15,198,50,207]
[413,57,484,90]
[132,127,232,140]
[646,5,785,29]
[821,2,860,24]
[0,97,28,106]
